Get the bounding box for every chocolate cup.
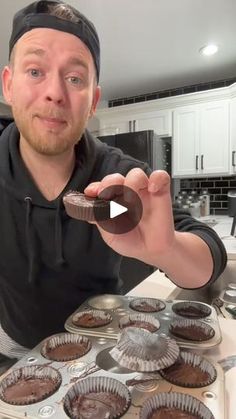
[172,301,212,319]
[169,319,215,341]
[119,313,160,333]
[140,392,215,419]
[0,365,62,405]
[72,310,112,328]
[63,376,131,419]
[41,333,92,362]
[129,298,166,313]
[63,191,110,221]
[159,351,217,388]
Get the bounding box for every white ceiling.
[0,0,236,103]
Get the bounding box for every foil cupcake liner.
[41,333,92,362]
[169,319,215,341]
[119,313,160,333]
[139,392,215,419]
[159,350,217,388]
[0,365,62,406]
[172,301,212,319]
[72,309,112,328]
[63,376,131,419]
[110,327,179,372]
[63,191,110,221]
[129,298,166,313]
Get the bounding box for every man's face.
[2,28,100,156]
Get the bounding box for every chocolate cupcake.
[0,366,61,405]
[172,302,211,319]
[129,298,166,313]
[63,191,110,221]
[119,313,160,333]
[159,351,217,388]
[140,392,215,419]
[169,319,215,341]
[41,333,91,362]
[110,327,179,372]
[72,310,112,328]
[63,376,131,419]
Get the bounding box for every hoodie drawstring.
[55,198,66,267]
[24,196,39,285]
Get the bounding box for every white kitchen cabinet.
[97,108,172,136]
[230,96,236,174]
[173,100,229,177]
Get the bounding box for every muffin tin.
[0,332,225,419]
[65,295,222,349]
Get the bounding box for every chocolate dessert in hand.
[63,191,110,222]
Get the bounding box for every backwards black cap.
[9,0,100,81]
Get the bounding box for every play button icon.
[94,184,143,234]
[110,201,128,218]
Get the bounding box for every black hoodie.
[0,123,227,348]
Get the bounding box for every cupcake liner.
[72,310,112,328]
[159,351,217,388]
[63,376,131,419]
[129,298,166,313]
[172,301,212,319]
[169,319,215,341]
[41,333,92,362]
[119,313,160,333]
[63,192,110,221]
[110,327,179,372]
[140,392,215,419]
[0,365,62,406]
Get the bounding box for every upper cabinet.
[92,104,172,137]
[91,83,236,178]
[172,100,230,177]
[230,96,236,174]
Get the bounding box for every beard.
[12,106,88,156]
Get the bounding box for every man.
[0,0,226,359]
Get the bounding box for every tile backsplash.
[179,176,236,215]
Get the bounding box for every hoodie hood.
[0,122,99,285]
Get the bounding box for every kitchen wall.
[179,176,236,215]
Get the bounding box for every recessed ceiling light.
[199,44,219,56]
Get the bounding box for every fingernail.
[148,182,159,193]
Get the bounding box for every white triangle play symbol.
[110,200,128,219]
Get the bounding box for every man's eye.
[29,69,41,78]
[68,76,81,85]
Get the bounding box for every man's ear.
[1,66,13,106]
[89,85,101,118]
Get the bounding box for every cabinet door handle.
[129,120,132,132]
[195,155,199,170]
[201,154,204,170]
[133,120,136,132]
[232,151,236,167]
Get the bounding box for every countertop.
[198,215,236,259]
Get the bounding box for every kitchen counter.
[199,215,236,260]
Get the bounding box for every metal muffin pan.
[0,332,225,419]
[65,294,222,349]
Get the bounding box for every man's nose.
[44,74,66,105]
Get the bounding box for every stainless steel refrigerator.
[98,130,172,293]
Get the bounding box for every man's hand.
[84,168,174,261]
[84,168,213,288]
